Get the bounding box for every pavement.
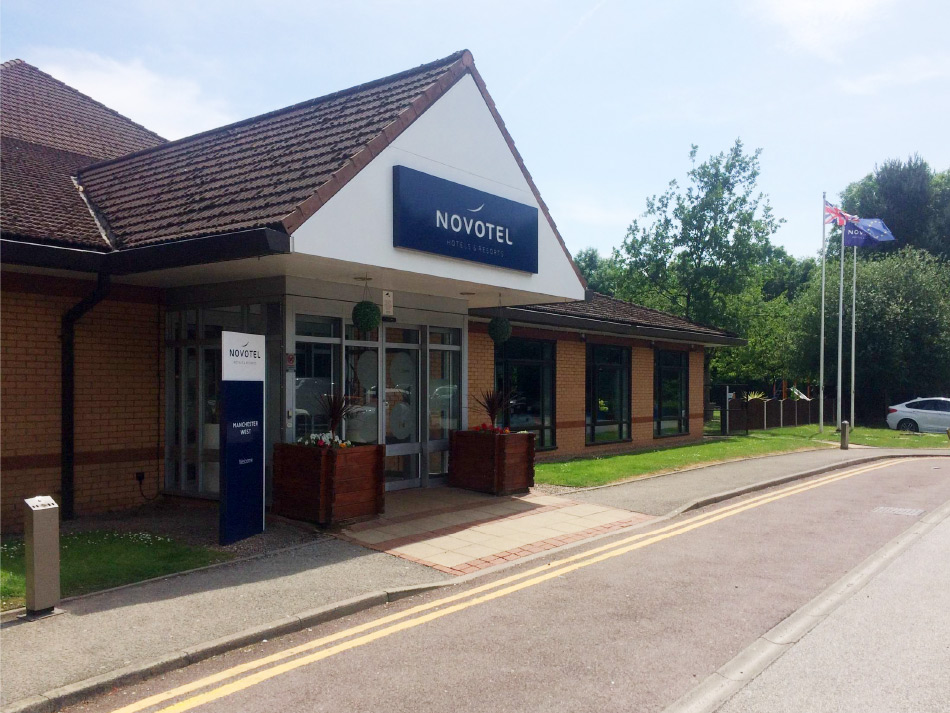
[2,446,947,713]
[673,485,950,713]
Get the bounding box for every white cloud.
[750,0,897,61]
[29,49,237,140]
[838,55,950,94]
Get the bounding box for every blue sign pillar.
[219,331,266,545]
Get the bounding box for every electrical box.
[24,495,60,615]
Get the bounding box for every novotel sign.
[219,331,265,545]
[393,165,539,273]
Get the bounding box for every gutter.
[0,227,291,275]
[61,272,110,520]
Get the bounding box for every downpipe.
[61,272,111,519]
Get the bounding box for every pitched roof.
[473,292,744,345]
[0,59,165,160]
[1,59,165,249]
[0,137,105,248]
[75,52,471,249]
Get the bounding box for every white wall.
[291,74,585,304]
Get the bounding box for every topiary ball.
[488,316,511,344]
[352,300,381,332]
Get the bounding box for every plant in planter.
[448,388,535,496]
[273,393,384,527]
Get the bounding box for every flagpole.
[851,245,858,428]
[819,193,827,433]
[837,221,845,429]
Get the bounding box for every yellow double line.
[115,458,911,713]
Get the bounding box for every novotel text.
[435,210,512,245]
[228,348,261,359]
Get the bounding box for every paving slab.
[342,490,650,576]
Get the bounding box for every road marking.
[113,458,916,713]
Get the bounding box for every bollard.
[840,421,850,450]
[23,495,61,617]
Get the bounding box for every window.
[165,301,283,496]
[294,316,342,441]
[586,344,631,444]
[655,350,689,436]
[495,338,556,449]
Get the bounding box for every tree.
[615,139,783,327]
[573,247,619,296]
[840,156,950,259]
[790,247,950,422]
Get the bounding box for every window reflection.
[655,350,689,436]
[586,344,630,443]
[495,338,556,449]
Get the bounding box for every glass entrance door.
[383,326,421,489]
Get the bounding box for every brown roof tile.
[76,52,470,249]
[0,59,165,160]
[510,292,739,340]
[0,136,107,249]
[1,59,166,249]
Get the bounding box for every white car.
[885,397,950,433]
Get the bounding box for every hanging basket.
[352,300,381,332]
[488,316,511,344]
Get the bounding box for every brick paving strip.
[339,494,655,576]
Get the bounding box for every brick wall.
[1,272,164,532]
[467,322,705,464]
[466,328,495,426]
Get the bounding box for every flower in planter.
[299,431,352,448]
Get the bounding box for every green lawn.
[0,531,232,611]
[770,424,950,449]
[535,425,948,489]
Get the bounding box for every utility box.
[24,495,60,615]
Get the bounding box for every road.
[69,457,950,713]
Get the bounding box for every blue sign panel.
[219,331,266,546]
[393,165,539,273]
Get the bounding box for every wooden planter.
[272,443,384,527]
[448,431,535,495]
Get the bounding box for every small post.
[840,421,850,450]
[23,495,61,618]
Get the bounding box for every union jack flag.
[824,200,857,226]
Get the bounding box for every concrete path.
[0,539,448,709]
[715,498,950,713]
[571,448,949,515]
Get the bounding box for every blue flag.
[843,218,895,247]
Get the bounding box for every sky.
[3,0,948,261]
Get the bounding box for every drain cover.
[873,506,925,517]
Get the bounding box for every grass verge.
[535,424,948,488]
[772,424,950,449]
[1,531,232,611]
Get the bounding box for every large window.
[295,316,341,441]
[165,302,283,496]
[495,338,556,449]
[655,350,689,436]
[586,344,630,444]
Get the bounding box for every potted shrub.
[449,389,535,495]
[272,394,384,527]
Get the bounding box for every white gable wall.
[291,74,585,304]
